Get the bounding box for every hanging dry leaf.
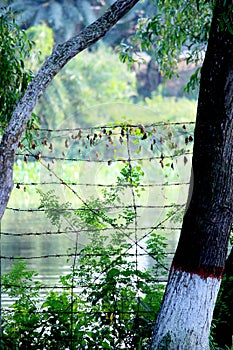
[35,153,41,161]
[141,133,147,140]
[189,135,193,142]
[42,138,48,146]
[160,137,164,143]
[18,142,23,150]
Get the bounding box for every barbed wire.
[1,121,192,344]
[6,203,184,212]
[1,226,182,237]
[13,181,190,187]
[31,121,195,133]
[15,151,192,163]
[1,252,175,260]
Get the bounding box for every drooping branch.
[0,0,139,221]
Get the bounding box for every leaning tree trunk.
[149,1,233,349]
[0,0,139,221]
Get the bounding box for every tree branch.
[0,0,139,220]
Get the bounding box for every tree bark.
[0,0,139,221]
[150,269,220,349]
[149,1,233,348]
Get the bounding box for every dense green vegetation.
[2,164,167,349]
[24,23,197,129]
[0,8,33,130]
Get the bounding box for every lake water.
[1,121,193,306]
[1,167,190,282]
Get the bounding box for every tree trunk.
[149,1,233,348]
[150,269,220,349]
[0,0,139,221]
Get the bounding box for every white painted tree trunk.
[149,269,221,349]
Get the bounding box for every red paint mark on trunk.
[171,265,224,280]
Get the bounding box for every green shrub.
[2,163,167,349]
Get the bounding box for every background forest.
[6,0,198,130]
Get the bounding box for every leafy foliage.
[2,163,167,349]
[0,8,33,130]
[1,260,43,350]
[120,0,213,90]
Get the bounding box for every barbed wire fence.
[1,121,194,348]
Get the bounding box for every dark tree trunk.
[172,2,233,279]
[149,1,233,348]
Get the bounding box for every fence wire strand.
[1,122,193,348]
